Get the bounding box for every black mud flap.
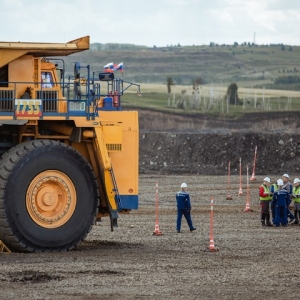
[70,127,82,142]
[110,210,118,231]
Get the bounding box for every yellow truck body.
[0,36,140,252]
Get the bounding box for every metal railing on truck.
[0,78,141,120]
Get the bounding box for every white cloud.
[0,0,299,45]
[210,9,234,23]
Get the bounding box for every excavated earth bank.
[139,131,300,176]
[138,109,300,176]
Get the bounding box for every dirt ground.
[1,174,299,300]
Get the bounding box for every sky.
[1,0,300,46]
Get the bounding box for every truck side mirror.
[99,72,114,81]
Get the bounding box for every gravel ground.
[0,174,299,300]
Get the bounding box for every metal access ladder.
[109,167,123,211]
[0,240,11,254]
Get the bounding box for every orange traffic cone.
[238,187,243,196]
[244,165,253,212]
[250,171,256,181]
[153,222,163,236]
[207,196,219,252]
[209,239,218,252]
[238,157,243,196]
[244,201,253,212]
[250,146,257,181]
[226,193,233,200]
[153,182,163,236]
[226,161,233,200]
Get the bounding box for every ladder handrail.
[109,167,123,211]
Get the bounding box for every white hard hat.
[277,179,284,186]
[282,173,289,179]
[181,183,188,188]
[294,178,300,184]
[263,177,271,183]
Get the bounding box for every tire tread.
[0,140,99,252]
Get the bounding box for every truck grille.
[0,90,14,111]
[106,144,122,152]
[36,91,58,113]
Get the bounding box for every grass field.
[68,41,300,116]
[121,82,300,115]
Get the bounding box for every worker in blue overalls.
[272,179,289,227]
[282,173,295,223]
[176,183,196,233]
[270,179,279,224]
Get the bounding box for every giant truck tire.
[0,140,99,252]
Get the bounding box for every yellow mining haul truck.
[0,36,140,252]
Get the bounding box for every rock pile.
[139,131,300,175]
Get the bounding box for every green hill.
[64,43,300,88]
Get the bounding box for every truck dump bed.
[0,36,90,68]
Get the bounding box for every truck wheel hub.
[26,170,76,228]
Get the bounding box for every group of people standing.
[175,173,300,232]
[259,174,300,227]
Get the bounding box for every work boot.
[291,219,299,225]
[293,210,299,224]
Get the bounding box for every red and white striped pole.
[250,146,257,181]
[153,181,163,235]
[239,157,243,196]
[226,161,233,200]
[208,196,218,252]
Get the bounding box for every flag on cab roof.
[103,62,114,72]
[114,62,123,72]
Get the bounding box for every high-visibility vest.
[270,183,278,192]
[293,186,300,203]
[260,184,271,200]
